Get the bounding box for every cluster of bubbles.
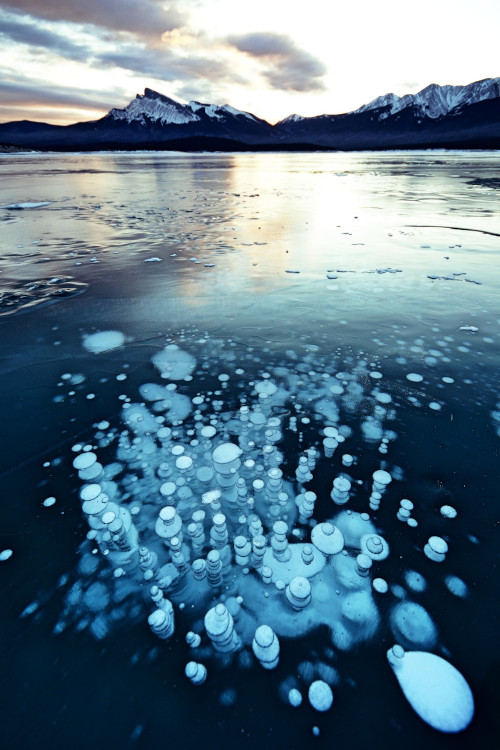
[38,332,475,733]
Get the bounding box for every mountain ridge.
[1,76,499,151]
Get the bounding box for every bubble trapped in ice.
[46,335,476,734]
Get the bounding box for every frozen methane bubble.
[390,601,437,649]
[331,476,351,505]
[212,442,242,472]
[186,631,201,648]
[185,661,207,685]
[360,534,389,561]
[204,603,241,653]
[308,680,333,712]
[404,571,427,593]
[55,331,480,717]
[356,553,372,577]
[387,646,474,733]
[0,549,13,561]
[155,505,182,545]
[397,498,414,522]
[311,522,344,556]
[371,469,392,493]
[148,604,174,639]
[424,536,448,562]
[82,330,126,354]
[406,373,423,383]
[373,578,389,593]
[72,452,97,471]
[252,625,280,669]
[286,576,312,610]
[288,689,302,707]
[152,344,196,380]
[445,575,468,598]
[440,505,457,519]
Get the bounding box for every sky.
[0,0,499,125]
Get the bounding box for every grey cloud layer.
[0,3,328,119]
[0,77,125,109]
[1,0,185,38]
[97,46,235,84]
[0,14,91,60]
[227,32,327,92]
[0,9,248,90]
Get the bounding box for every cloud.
[95,45,232,85]
[0,77,123,109]
[0,8,243,102]
[0,0,186,39]
[227,31,327,92]
[0,13,91,60]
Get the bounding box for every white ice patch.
[152,344,196,380]
[2,201,52,209]
[82,330,126,354]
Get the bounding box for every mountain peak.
[276,113,305,125]
[109,89,200,126]
[353,77,500,120]
[142,88,182,106]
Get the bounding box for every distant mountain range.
[1,77,499,151]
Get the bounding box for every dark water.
[0,151,499,750]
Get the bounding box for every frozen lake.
[0,151,499,749]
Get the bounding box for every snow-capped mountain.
[276,113,305,126]
[0,77,499,151]
[109,89,199,125]
[107,88,263,127]
[354,77,500,119]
